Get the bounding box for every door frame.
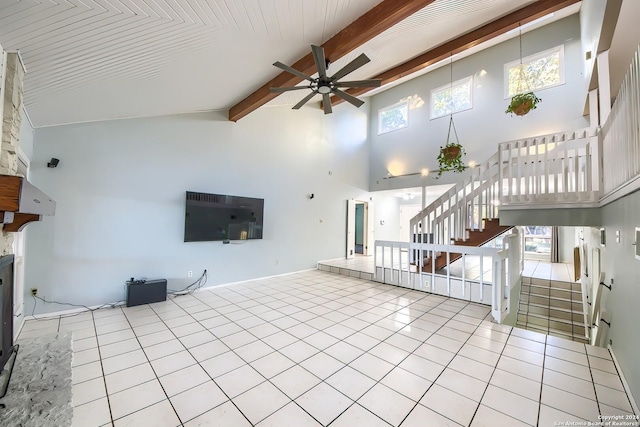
[346,199,374,258]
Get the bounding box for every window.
[505,45,564,98]
[378,101,409,135]
[430,76,473,119]
[524,226,552,260]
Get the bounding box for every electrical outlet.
[31,288,38,296]
[187,270,193,278]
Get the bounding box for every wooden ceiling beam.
[329,0,581,106]
[228,0,436,122]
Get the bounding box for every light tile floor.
[17,270,637,427]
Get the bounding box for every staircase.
[420,218,512,271]
[410,152,503,271]
[406,128,601,329]
[517,276,588,343]
[409,129,600,271]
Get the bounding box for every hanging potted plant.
[435,116,467,178]
[436,141,466,177]
[506,91,541,116]
[506,26,542,117]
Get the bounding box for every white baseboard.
[198,267,318,291]
[23,301,126,321]
[23,267,320,321]
[608,344,640,415]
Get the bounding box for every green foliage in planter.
[505,92,541,116]
[436,142,466,178]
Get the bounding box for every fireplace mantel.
[0,175,56,232]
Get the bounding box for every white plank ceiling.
[0,0,578,127]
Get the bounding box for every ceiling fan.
[270,45,381,114]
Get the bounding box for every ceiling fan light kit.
[270,45,381,114]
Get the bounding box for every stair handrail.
[410,152,500,249]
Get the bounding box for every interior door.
[346,200,356,259]
[364,201,374,256]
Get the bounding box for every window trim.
[377,100,409,135]
[430,75,474,120]
[504,44,565,99]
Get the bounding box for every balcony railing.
[601,44,640,197]
[498,128,601,206]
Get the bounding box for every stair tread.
[521,311,586,326]
[520,293,582,304]
[421,221,512,271]
[518,301,584,314]
[522,283,583,293]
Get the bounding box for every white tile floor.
[17,270,637,427]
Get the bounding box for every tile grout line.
[91,309,117,427]
[535,330,549,427]
[586,344,604,419]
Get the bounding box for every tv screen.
[184,192,264,242]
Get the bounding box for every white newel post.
[0,52,26,256]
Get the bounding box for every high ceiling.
[0,0,582,127]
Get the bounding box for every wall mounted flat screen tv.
[184,192,264,242]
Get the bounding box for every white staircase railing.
[410,128,602,253]
[498,128,601,206]
[601,44,640,197]
[402,128,602,324]
[409,152,501,256]
[373,236,521,323]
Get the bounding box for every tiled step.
[521,277,582,293]
[520,293,584,311]
[518,302,584,322]
[518,274,588,344]
[519,311,586,336]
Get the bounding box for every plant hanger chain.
[447,52,458,144]
[446,115,460,145]
[449,52,454,116]
[516,23,532,94]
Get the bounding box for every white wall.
[371,193,401,242]
[25,105,370,315]
[559,226,577,263]
[579,191,640,406]
[580,0,607,93]
[369,15,589,190]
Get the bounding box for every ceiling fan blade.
[322,93,333,115]
[273,61,315,82]
[330,53,371,82]
[292,91,317,110]
[270,86,311,93]
[311,45,327,80]
[334,79,382,88]
[332,89,364,108]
